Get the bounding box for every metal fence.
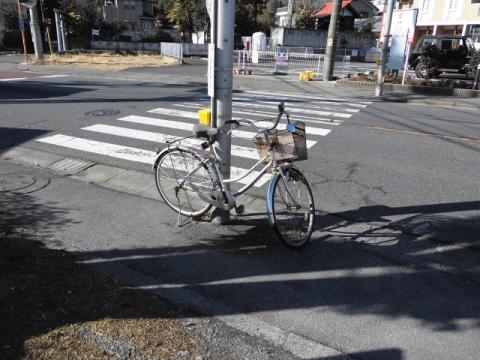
[234,50,325,75]
[161,42,183,61]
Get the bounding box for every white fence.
[234,50,325,75]
[234,50,352,77]
[161,42,183,61]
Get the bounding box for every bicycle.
[153,102,315,248]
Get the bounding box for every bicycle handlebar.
[224,101,288,133]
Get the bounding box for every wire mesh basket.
[253,121,307,164]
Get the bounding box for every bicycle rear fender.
[152,144,206,170]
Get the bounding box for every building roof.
[313,0,355,18]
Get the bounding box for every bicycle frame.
[153,104,301,212]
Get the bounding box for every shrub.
[467,50,480,79]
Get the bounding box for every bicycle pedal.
[235,205,245,215]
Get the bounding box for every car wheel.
[415,63,438,79]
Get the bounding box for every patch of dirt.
[30,53,179,71]
[0,227,205,359]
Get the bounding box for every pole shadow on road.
[0,79,207,105]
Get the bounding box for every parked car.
[408,35,476,79]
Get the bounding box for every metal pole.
[17,0,28,63]
[54,9,63,53]
[116,0,120,51]
[473,64,480,90]
[375,0,395,97]
[212,0,234,224]
[59,13,67,51]
[210,0,217,126]
[323,0,341,81]
[401,42,411,85]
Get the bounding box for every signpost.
[388,8,418,84]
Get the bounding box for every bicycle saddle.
[192,124,219,138]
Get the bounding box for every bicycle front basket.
[253,121,307,164]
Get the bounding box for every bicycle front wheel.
[155,147,214,217]
[268,167,315,248]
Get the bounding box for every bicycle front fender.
[266,172,280,226]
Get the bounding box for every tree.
[467,50,480,80]
[235,0,269,35]
[258,0,280,34]
[294,0,315,30]
[167,0,206,41]
[62,0,99,39]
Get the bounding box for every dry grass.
[0,228,205,360]
[30,53,179,71]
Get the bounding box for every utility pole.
[207,0,235,224]
[21,0,43,60]
[323,0,341,81]
[286,0,294,28]
[39,0,53,55]
[375,0,395,97]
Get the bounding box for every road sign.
[91,29,100,36]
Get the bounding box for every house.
[412,0,480,42]
[313,0,378,31]
[370,0,480,45]
[275,0,377,29]
[101,0,159,41]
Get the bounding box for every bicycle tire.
[268,167,315,248]
[155,147,214,217]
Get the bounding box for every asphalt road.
[1,61,480,359]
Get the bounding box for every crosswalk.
[36,92,371,188]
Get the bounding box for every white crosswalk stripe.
[36,134,272,187]
[83,124,263,160]
[172,103,343,125]
[118,115,318,146]
[35,92,371,188]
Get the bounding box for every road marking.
[173,103,343,126]
[36,134,271,186]
[233,98,359,113]
[118,115,317,147]
[83,124,264,160]
[143,110,331,136]
[39,74,69,78]
[237,91,373,106]
[0,74,68,82]
[230,100,353,118]
[0,77,28,82]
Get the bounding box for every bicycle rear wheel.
[155,147,214,217]
[268,167,315,248]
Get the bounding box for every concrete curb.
[336,79,480,98]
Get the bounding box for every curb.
[336,79,480,98]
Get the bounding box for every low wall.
[271,28,376,51]
[90,41,207,56]
[91,41,161,52]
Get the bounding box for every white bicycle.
[153,103,315,248]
